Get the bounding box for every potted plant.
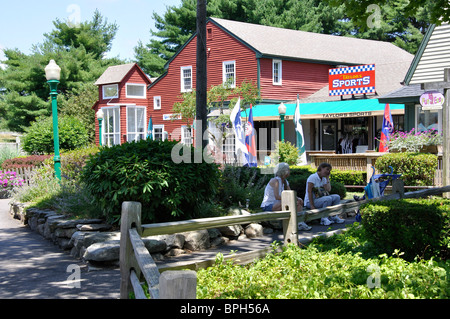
[386,129,443,154]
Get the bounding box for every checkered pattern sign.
[329,64,376,97]
[329,86,376,96]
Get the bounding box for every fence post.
[281,190,298,246]
[119,201,142,299]
[159,270,197,299]
[392,179,405,199]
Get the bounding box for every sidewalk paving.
[0,198,356,299]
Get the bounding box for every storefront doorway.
[320,120,338,151]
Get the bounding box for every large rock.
[218,224,243,237]
[244,223,264,238]
[142,238,167,253]
[182,230,211,251]
[69,231,120,258]
[83,240,120,262]
[149,234,185,252]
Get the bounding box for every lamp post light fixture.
[96,108,104,146]
[45,60,62,181]
[278,102,286,142]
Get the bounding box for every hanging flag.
[245,104,257,167]
[230,98,248,162]
[379,103,394,152]
[146,116,153,140]
[294,95,307,165]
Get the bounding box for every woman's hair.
[317,162,332,172]
[274,162,290,177]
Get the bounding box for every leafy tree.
[0,11,122,132]
[135,0,436,77]
[43,9,118,59]
[327,0,449,30]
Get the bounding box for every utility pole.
[196,0,208,152]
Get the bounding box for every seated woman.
[261,162,312,231]
[304,162,345,226]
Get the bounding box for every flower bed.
[387,129,442,153]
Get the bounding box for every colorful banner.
[329,64,376,96]
[244,104,257,167]
[379,103,394,152]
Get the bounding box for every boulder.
[182,230,211,251]
[142,238,167,253]
[149,234,185,252]
[244,223,264,238]
[76,224,112,231]
[83,240,120,262]
[218,224,243,238]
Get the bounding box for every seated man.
[304,163,345,226]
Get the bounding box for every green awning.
[241,99,404,120]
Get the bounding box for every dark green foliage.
[218,166,269,210]
[375,152,438,186]
[361,199,450,261]
[22,116,90,154]
[81,139,220,224]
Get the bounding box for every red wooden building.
[93,17,412,157]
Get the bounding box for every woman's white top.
[260,177,289,208]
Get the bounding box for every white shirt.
[304,172,328,207]
[260,177,289,208]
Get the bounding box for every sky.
[0,0,182,66]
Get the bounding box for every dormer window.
[103,84,119,99]
[126,83,146,99]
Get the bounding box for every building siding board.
[259,58,331,101]
[409,24,450,84]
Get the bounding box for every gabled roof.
[210,18,413,65]
[404,23,450,85]
[94,63,151,86]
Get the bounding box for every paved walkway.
[0,198,356,299]
[0,199,120,299]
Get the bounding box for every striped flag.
[230,98,248,162]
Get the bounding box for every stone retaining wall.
[9,202,279,267]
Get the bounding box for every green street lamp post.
[278,102,286,142]
[96,108,104,146]
[45,60,62,181]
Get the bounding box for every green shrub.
[271,141,299,165]
[81,139,221,224]
[43,145,100,181]
[218,166,269,210]
[197,241,450,299]
[375,152,438,186]
[331,170,366,186]
[361,199,450,261]
[22,116,90,154]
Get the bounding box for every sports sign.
[329,64,376,96]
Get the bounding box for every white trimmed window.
[102,84,119,99]
[181,66,193,92]
[126,83,146,99]
[103,106,121,146]
[273,59,282,85]
[153,125,166,141]
[127,106,146,142]
[153,96,161,110]
[181,126,193,146]
[223,61,236,88]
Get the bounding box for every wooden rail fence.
[119,183,450,299]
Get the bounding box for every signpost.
[422,68,450,198]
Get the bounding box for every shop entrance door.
[321,120,338,151]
